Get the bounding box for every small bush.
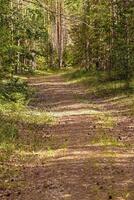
[0,77,30,103]
[0,114,18,143]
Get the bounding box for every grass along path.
[0,74,134,200]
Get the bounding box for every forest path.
[16,74,134,199]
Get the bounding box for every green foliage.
[0,115,18,143]
[0,77,29,103]
[67,0,134,85]
[64,68,134,98]
[0,0,133,83]
[0,0,49,77]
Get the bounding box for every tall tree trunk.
[56,0,64,68]
[17,0,21,74]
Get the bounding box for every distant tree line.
[0,0,133,86]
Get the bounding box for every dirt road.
[5,74,134,200]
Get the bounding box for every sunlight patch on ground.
[53,102,102,111]
[16,109,54,124]
[16,148,68,161]
[96,112,117,128]
[14,148,134,166]
[100,95,127,103]
[52,108,101,117]
[29,81,71,86]
[0,102,54,125]
[62,194,71,199]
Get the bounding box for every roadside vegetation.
[0,75,54,192]
[0,0,133,199]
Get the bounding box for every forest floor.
[0,73,134,200]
